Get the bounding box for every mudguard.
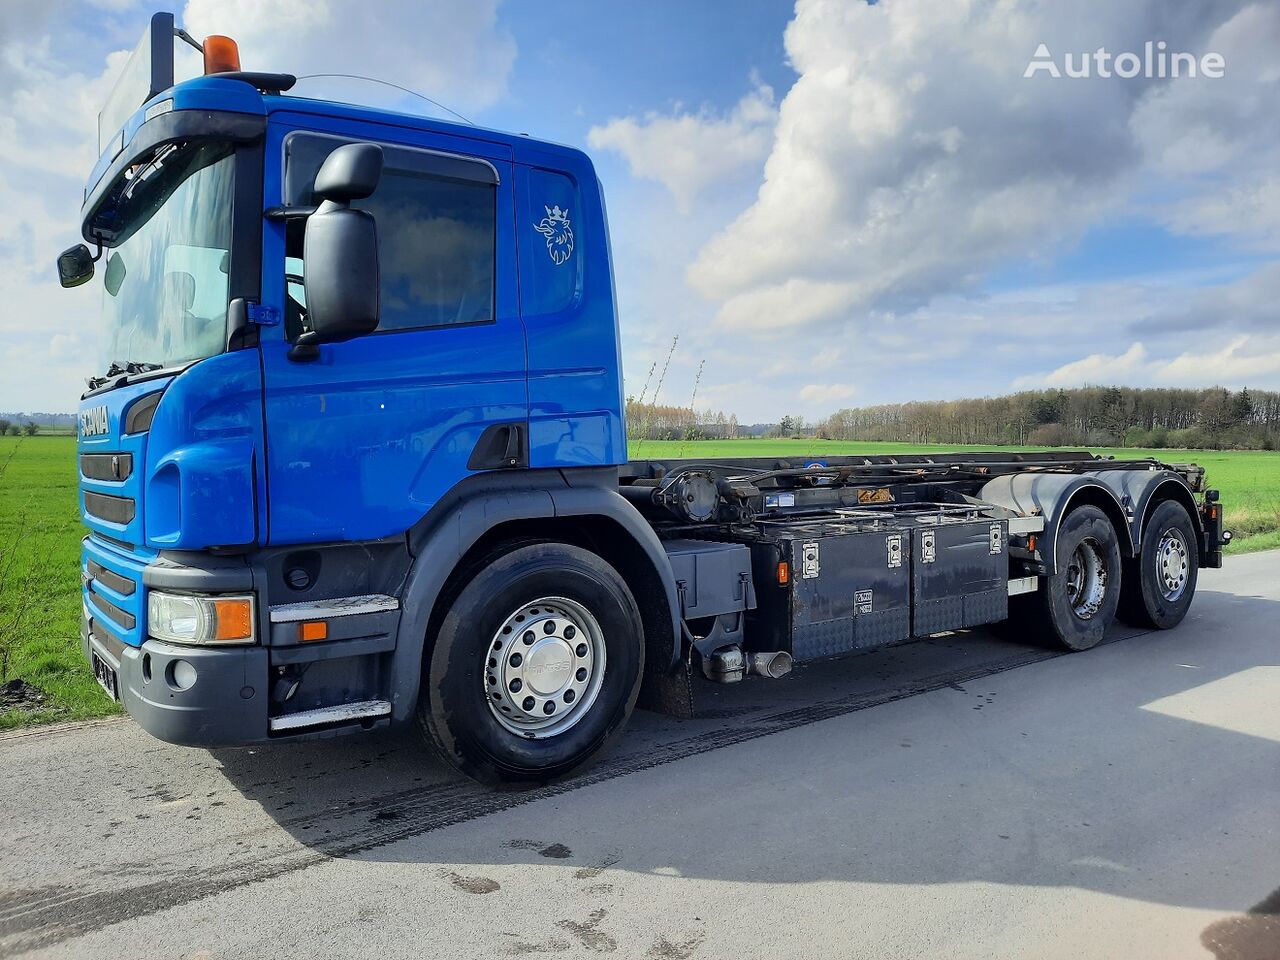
[978,468,1199,575]
[389,469,680,723]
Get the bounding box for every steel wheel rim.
[484,596,606,739]
[1065,538,1108,620]
[1156,529,1190,602]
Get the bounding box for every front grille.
[87,559,135,596]
[88,585,136,630]
[84,490,136,525]
[88,616,125,650]
[92,532,135,553]
[80,452,133,481]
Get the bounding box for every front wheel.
[418,543,644,786]
[1118,500,1199,629]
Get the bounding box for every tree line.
[813,386,1279,450]
[625,400,741,441]
[0,419,39,437]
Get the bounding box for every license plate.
[91,651,119,702]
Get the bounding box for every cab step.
[269,699,392,732]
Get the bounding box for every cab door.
[259,116,525,545]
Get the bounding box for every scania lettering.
[60,14,1231,785]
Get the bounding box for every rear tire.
[1020,505,1122,652]
[417,542,644,786]
[1118,500,1198,630]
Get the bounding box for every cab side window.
[284,136,497,338]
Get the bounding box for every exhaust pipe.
[747,650,793,679]
[701,647,793,683]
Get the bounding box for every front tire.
[1021,505,1123,652]
[418,543,644,786]
[1118,500,1199,630]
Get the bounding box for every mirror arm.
[288,330,321,363]
[264,204,318,222]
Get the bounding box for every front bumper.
[83,616,268,747]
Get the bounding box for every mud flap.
[636,649,696,720]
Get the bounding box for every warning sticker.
[801,541,821,579]
[855,589,873,614]
[921,530,936,564]
[886,534,903,569]
[989,523,1003,555]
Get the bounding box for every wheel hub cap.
[523,639,574,695]
[484,597,605,739]
[1157,530,1189,602]
[1065,538,1108,621]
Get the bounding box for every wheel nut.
[543,701,556,715]
[576,667,588,682]
[523,630,535,645]
[544,620,556,634]
[575,643,588,657]
[509,652,523,667]
[509,678,522,693]
[563,689,576,703]
[564,625,576,640]
[522,696,535,711]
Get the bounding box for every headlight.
[147,591,256,645]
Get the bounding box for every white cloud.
[1017,343,1150,388]
[798,382,857,405]
[687,0,1264,333]
[1016,336,1280,391]
[1129,4,1280,250]
[1157,336,1280,384]
[587,80,776,214]
[181,0,516,112]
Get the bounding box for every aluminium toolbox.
[738,516,913,661]
[733,505,1009,662]
[904,508,1009,635]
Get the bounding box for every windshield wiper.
[108,359,164,377]
[87,359,165,391]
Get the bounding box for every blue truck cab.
[64,16,1226,785]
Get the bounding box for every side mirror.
[57,244,96,288]
[294,143,384,361]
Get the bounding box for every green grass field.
[1,435,1276,728]
[0,436,115,728]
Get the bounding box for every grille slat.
[80,453,133,481]
[84,490,136,525]
[87,559,135,596]
[88,586,136,631]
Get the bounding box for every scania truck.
[60,14,1230,785]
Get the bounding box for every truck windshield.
[95,141,235,377]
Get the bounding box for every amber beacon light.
[203,35,241,74]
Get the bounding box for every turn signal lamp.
[203,35,241,74]
[777,561,790,585]
[298,621,329,642]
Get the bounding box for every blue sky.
[2,0,1278,420]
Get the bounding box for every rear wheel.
[1118,500,1199,629]
[417,543,644,786]
[1019,505,1122,651]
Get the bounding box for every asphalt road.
[2,552,1277,960]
